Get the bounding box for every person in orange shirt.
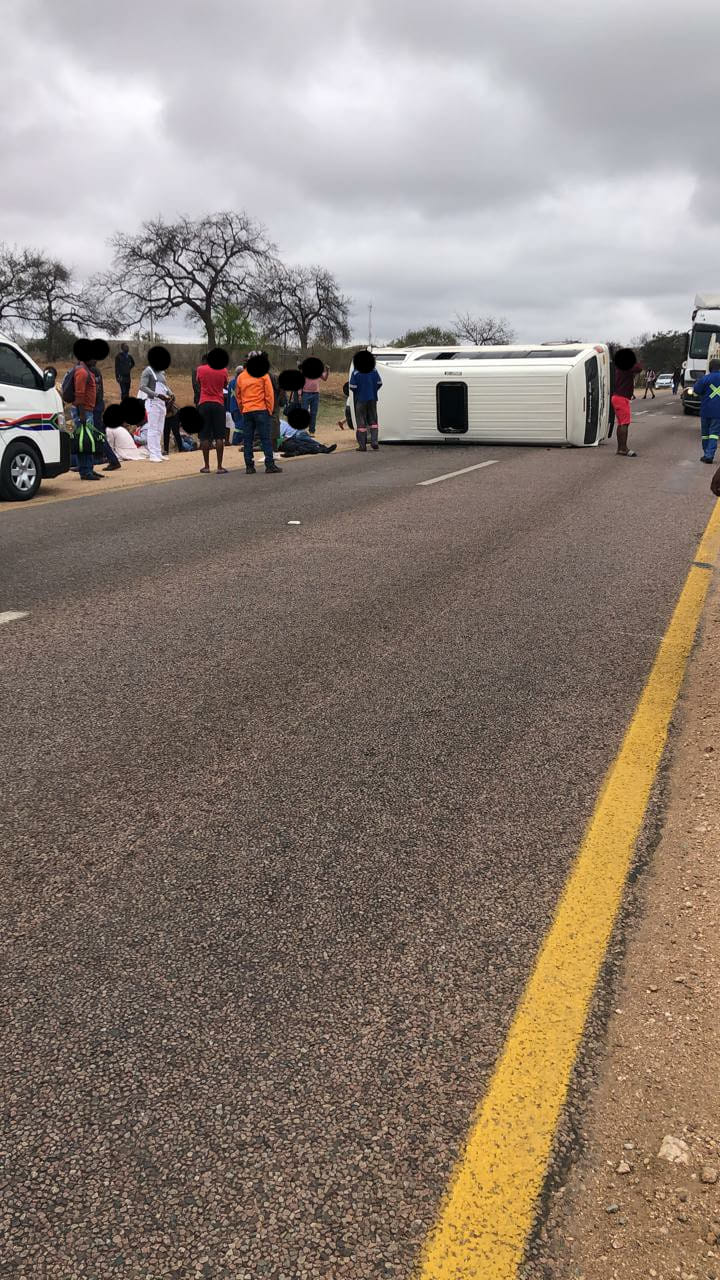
[236,352,282,474]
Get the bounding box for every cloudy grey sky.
[4,0,719,344]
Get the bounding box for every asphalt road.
[0,396,713,1279]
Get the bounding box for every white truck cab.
[681,294,720,415]
[0,333,71,500]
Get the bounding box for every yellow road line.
[420,498,720,1280]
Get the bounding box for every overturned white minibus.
[368,344,610,446]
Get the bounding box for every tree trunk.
[45,302,56,360]
[204,310,216,347]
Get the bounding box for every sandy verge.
[523,580,720,1280]
[1,420,357,512]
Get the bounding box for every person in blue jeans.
[71,405,100,478]
[693,359,720,463]
[300,356,329,434]
[236,353,282,474]
[279,407,337,455]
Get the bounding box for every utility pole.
[368,301,373,348]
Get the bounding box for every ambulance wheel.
[0,440,42,501]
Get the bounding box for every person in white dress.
[138,346,173,462]
[102,404,149,459]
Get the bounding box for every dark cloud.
[3,0,720,344]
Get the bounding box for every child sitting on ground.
[337,381,353,430]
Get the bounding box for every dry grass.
[53,362,348,428]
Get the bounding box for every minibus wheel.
[0,441,42,501]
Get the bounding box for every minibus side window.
[0,344,43,390]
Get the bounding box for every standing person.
[349,350,383,451]
[268,364,282,452]
[672,366,683,396]
[643,369,656,400]
[610,348,642,458]
[693,358,720,464]
[114,342,135,400]
[192,355,208,406]
[300,356,329,435]
[337,380,353,430]
[162,397,186,455]
[138,346,173,464]
[228,364,244,445]
[195,347,230,473]
[89,341,121,471]
[69,338,102,481]
[277,368,305,430]
[237,353,282,474]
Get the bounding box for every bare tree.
[21,254,117,360]
[452,312,515,345]
[97,211,274,346]
[253,263,351,353]
[0,244,41,329]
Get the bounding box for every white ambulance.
[0,333,71,500]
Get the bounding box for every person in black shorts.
[195,348,230,473]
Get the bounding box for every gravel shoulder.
[523,576,720,1279]
[0,418,355,512]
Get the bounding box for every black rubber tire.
[0,440,43,501]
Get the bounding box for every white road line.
[0,610,29,625]
[635,410,649,416]
[417,459,498,487]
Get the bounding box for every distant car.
[655,372,673,389]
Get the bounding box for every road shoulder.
[523,578,720,1278]
[0,424,356,512]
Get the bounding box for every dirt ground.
[51,360,348,426]
[522,579,720,1280]
[0,363,354,511]
[1,363,353,506]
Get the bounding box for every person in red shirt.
[611,348,643,457]
[196,347,230,473]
